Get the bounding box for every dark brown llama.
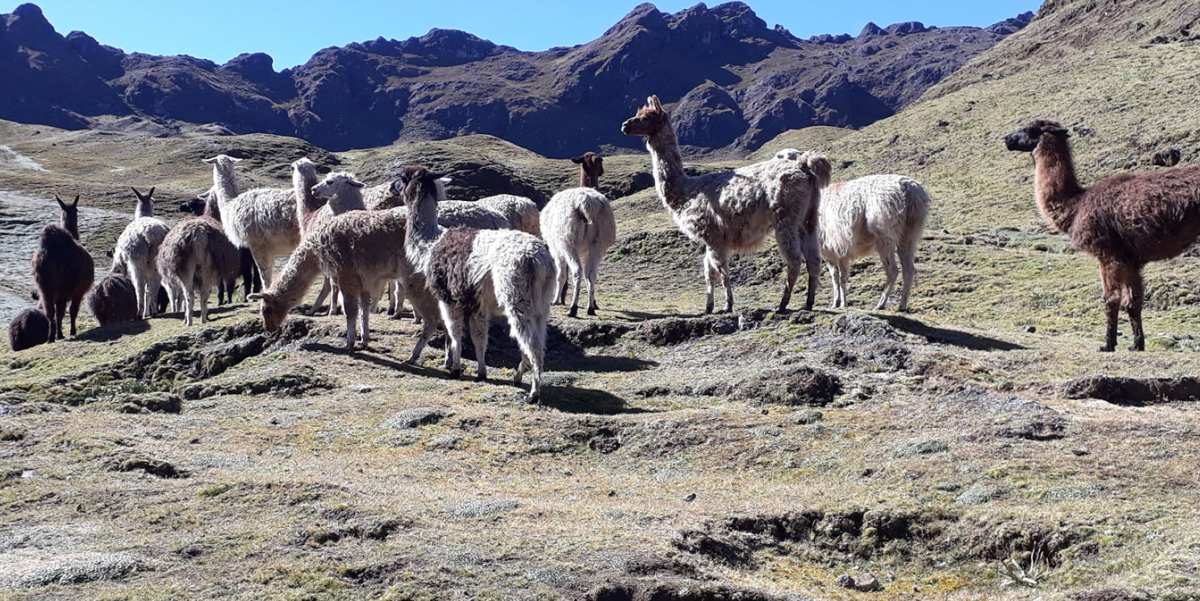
[32,194,95,341]
[571,152,604,188]
[9,306,50,351]
[1005,120,1200,351]
[87,270,140,327]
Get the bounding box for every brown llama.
[179,190,261,304]
[9,306,50,351]
[32,194,95,341]
[1005,120,1200,351]
[87,269,140,327]
[571,152,604,188]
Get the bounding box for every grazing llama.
[621,96,830,313]
[541,152,617,317]
[203,154,302,288]
[32,194,95,341]
[1005,120,1200,351]
[87,269,140,327]
[776,148,930,311]
[9,307,50,351]
[250,208,441,355]
[157,193,241,326]
[111,186,170,318]
[401,167,557,402]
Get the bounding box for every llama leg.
[1099,263,1122,352]
[567,254,583,318]
[703,250,716,314]
[826,263,841,310]
[199,284,211,323]
[128,269,145,319]
[716,253,734,313]
[182,278,195,327]
[253,251,273,290]
[313,278,331,315]
[585,251,602,315]
[898,240,919,313]
[875,242,900,311]
[1124,267,1146,352]
[773,226,801,312]
[359,291,372,348]
[439,302,465,376]
[49,300,64,342]
[468,311,489,381]
[553,255,568,305]
[802,234,820,311]
[341,295,360,350]
[506,311,546,403]
[68,296,82,337]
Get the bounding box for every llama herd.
[10,95,1200,401]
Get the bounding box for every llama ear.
[72,195,80,207]
[247,292,264,301]
[203,157,217,164]
[649,95,663,111]
[570,155,585,164]
[55,194,66,209]
[436,176,452,185]
[349,179,365,188]
[147,186,155,198]
[229,156,243,163]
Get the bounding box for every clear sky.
[14,0,1041,69]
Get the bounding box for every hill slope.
[0,2,1031,156]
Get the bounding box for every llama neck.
[329,187,365,214]
[294,169,321,220]
[61,215,79,240]
[271,243,322,309]
[134,202,152,219]
[645,127,689,211]
[203,194,222,221]
[1032,136,1085,234]
[404,190,443,273]
[580,168,598,189]
[212,166,239,210]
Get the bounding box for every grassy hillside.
[2,3,1200,599]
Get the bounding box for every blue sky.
[17,0,1041,69]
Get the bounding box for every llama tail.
[577,194,617,248]
[500,243,556,391]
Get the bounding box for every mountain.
[0,2,1031,157]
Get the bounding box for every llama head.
[571,152,604,188]
[202,154,242,176]
[291,157,318,185]
[130,186,155,217]
[312,172,365,205]
[396,166,446,208]
[1005,120,1069,153]
[54,194,80,238]
[390,172,450,203]
[178,195,206,216]
[247,292,288,333]
[621,96,669,137]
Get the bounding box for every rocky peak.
[223,52,277,81]
[859,22,886,38]
[66,31,124,78]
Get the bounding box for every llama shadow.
[78,319,151,342]
[611,308,703,321]
[538,384,654,415]
[878,314,1025,352]
[428,322,658,374]
[304,342,462,380]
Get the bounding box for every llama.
[1005,120,1200,351]
[621,95,830,313]
[111,186,170,318]
[180,189,261,305]
[203,154,302,289]
[572,152,604,188]
[157,193,242,326]
[87,268,140,327]
[249,208,441,356]
[9,306,50,351]
[32,194,95,341]
[400,167,557,402]
[306,171,369,315]
[477,194,541,236]
[541,153,617,317]
[775,148,930,312]
[363,179,403,211]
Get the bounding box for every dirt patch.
[106,454,186,479]
[582,581,799,601]
[637,310,770,346]
[1063,375,1200,406]
[674,508,1093,574]
[294,518,410,547]
[726,366,843,407]
[177,370,335,400]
